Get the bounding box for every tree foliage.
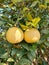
[0,0,49,65]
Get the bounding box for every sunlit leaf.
[45,0,49,5]
[23,7,33,21]
[30,1,39,7]
[26,21,32,26]
[32,17,41,27]
[12,0,23,4]
[23,7,29,12]
[7,58,14,62]
[0,63,6,65]
[39,4,47,9]
[27,12,33,21]
[20,23,28,30]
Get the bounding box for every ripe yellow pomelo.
[24,28,40,43]
[6,27,23,44]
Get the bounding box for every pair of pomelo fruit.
[6,27,40,44]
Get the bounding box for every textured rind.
[6,27,23,44]
[24,28,40,43]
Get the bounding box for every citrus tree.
[0,0,49,65]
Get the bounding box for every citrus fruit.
[24,28,40,43]
[6,27,23,44]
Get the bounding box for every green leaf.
[44,42,49,47]
[32,17,41,28]
[41,29,49,34]
[0,0,4,3]
[39,4,47,9]
[0,48,6,54]
[16,49,26,59]
[7,58,14,62]
[30,44,37,51]
[30,1,39,7]
[21,42,30,51]
[27,44,37,61]
[27,51,36,61]
[0,0,49,65]
[0,63,6,65]
[12,0,23,4]
[0,52,9,59]
[11,48,17,56]
[11,48,25,59]
[23,7,29,12]
[20,23,28,30]
[45,0,49,5]
[27,12,33,21]
[17,58,31,65]
[47,37,49,41]
[0,21,5,26]
[42,60,47,65]
[41,33,49,40]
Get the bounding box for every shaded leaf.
[21,42,30,51]
[0,0,4,3]
[41,29,49,34]
[42,60,47,65]
[27,51,36,61]
[0,52,9,59]
[11,48,17,56]
[44,42,49,47]
[16,49,26,59]
[17,58,31,65]
[0,21,5,26]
